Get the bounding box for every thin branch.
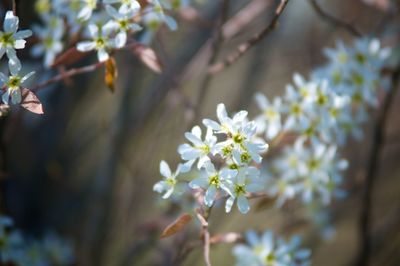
[191,0,230,126]
[209,0,290,75]
[357,65,400,266]
[31,62,105,92]
[196,209,211,266]
[11,0,18,15]
[309,0,362,37]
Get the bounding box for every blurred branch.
[11,0,18,15]
[357,65,400,266]
[309,0,362,37]
[209,0,290,75]
[191,0,230,125]
[31,62,105,92]
[196,209,211,266]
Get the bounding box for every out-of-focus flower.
[77,22,124,62]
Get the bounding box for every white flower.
[233,230,311,266]
[77,22,123,62]
[153,160,184,199]
[104,0,141,14]
[31,16,64,67]
[105,5,142,47]
[0,65,34,105]
[178,125,217,170]
[0,11,32,71]
[224,166,263,214]
[142,3,178,31]
[254,93,282,139]
[203,103,248,135]
[189,162,236,207]
[77,0,98,21]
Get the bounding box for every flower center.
[8,76,21,89]
[209,175,220,187]
[234,184,246,195]
[0,32,14,46]
[166,177,176,186]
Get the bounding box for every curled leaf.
[20,88,44,115]
[104,57,118,93]
[132,43,163,74]
[51,47,90,68]
[160,213,192,239]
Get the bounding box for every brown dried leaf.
[132,43,163,73]
[160,213,192,239]
[20,88,44,115]
[51,47,90,68]
[104,57,118,93]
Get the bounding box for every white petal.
[0,73,8,83]
[21,72,35,84]
[237,195,250,214]
[202,119,220,131]
[11,88,21,104]
[4,11,19,33]
[216,103,228,122]
[189,177,208,189]
[2,90,10,104]
[114,32,127,48]
[14,29,32,39]
[159,160,171,178]
[97,48,109,62]
[225,197,235,213]
[76,41,96,52]
[14,39,26,49]
[184,132,203,146]
[204,186,217,207]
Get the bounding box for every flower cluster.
[0,11,34,105]
[0,215,74,266]
[233,230,311,266]
[255,38,389,208]
[154,103,268,214]
[32,0,187,65]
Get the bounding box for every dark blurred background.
[0,0,400,265]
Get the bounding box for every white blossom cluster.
[33,0,190,66]
[154,103,268,214]
[0,11,34,105]
[0,215,74,266]
[233,230,311,266]
[255,38,390,208]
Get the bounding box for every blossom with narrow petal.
[224,166,263,214]
[104,0,141,14]
[77,22,124,62]
[105,5,142,47]
[0,11,32,71]
[254,93,282,140]
[153,160,185,199]
[189,162,236,207]
[178,125,217,170]
[31,15,64,67]
[0,65,34,105]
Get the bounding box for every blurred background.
[0,0,400,265]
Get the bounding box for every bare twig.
[209,0,290,75]
[11,0,18,15]
[309,0,362,37]
[191,0,230,125]
[357,65,400,266]
[31,62,105,92]
[196,209,211,266]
